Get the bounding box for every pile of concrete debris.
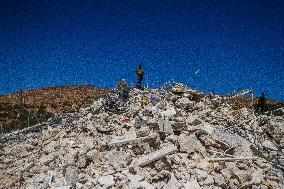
[1,84,284,189]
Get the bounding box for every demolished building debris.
[0,84,283,188]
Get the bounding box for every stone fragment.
[124,171,144,183]
[96,123,114,134]
[171,84,188,94]
[108,133,156,147]
[186,116,203,126]
[175,97,192,110]
[65,166,77,186]
[164,173,182,189]
[233,144,254,157]
[136,126,150,138]
[8,162,34,174]
[179,133,203,154]
[109,150,129,168]
[129,180,155,189]
[195,169,208,182]
[194,118,204,125]
[108,133,138,147]
[228,178,239,189]
[77,155,87,168]
[148,94,162,105]
[183,178,201,189]
[199,175,214,186]
[97,175,115,188]
[160,108,176,117]
[272,107,284,116]
[158,118,173,134]
[154,158,172,172]
[43,141,59,154]
[134,116,148,129]
[201,124,250,147]
[262,140,278,151]
[278,157,284,166]
[91,99,103,114]
[213,172,227,188]
[172,117,187,131]
[133,145,177,167]
[148,117,159,130]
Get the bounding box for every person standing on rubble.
[136,64,144,89]
[256,92,267,113]
[118,79,130,101]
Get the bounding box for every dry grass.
[0,85,107,132]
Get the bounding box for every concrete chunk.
[65,166,77,186]
[98,175,115,188]
[133,145,177,167]
[183,179,201,189]
[108,133,138,147]
[262,140,278,151]
[164,173,182,189]
[158,118,173,134]
[108,133,157,147]
[202,124,250,147]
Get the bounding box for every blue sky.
[1,0,284,101]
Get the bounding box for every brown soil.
[0,85,107,132]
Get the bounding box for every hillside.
[0,85,106,132]
[0,84,283,188]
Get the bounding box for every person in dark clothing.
[136,65,144,89]
[257,92,267,113]
[118,79,129,101]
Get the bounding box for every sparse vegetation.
[0,85,106,132]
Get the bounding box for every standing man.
[136,65,144,89]
[118,79,129,101]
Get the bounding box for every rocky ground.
[0,84,284,189]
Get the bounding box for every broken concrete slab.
[262,140,278,151]
[175,97,193,110]
[132,145,177,167]
[183,178,201,189]
[201,124,250,147]
[108,133,157,147]
[172,117,187,131]
[129,180,156,189]
[158,118,173,134]
[160,107,176,117]
[136,126,150,138]
[65,166,78,186]
[97,175,115,188]
[164,173,182,189]
[179,133,204,154]
[108,133,138,147]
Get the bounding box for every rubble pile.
[1,84,284,189]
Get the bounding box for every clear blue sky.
[1,0,284,101]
